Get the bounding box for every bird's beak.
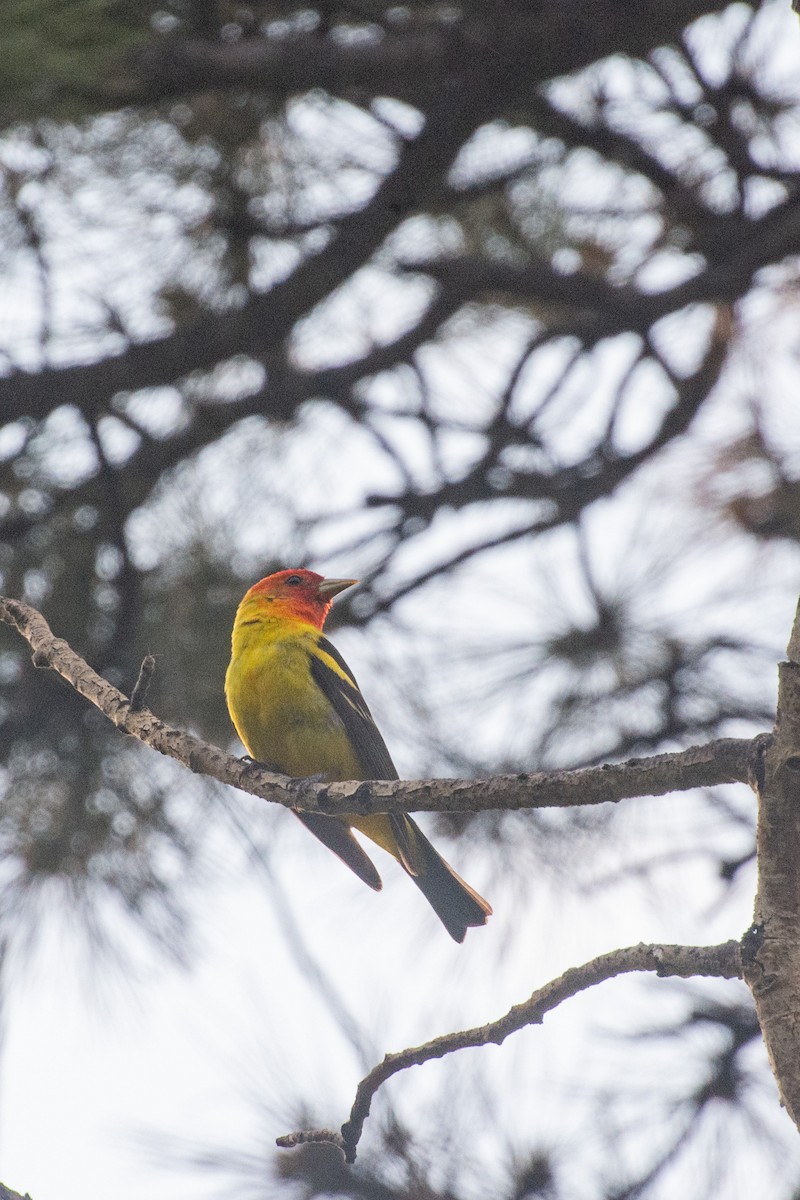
[318,577,358,599]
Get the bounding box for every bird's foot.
[287,772,329,794]
[240,754,283,774]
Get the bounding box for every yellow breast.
[224,619,362,780]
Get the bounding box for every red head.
[243,568,358,630]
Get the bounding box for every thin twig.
[278,939,742,1162]
[129,654,156,712]
[275,1128,346,1151]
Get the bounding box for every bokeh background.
[2,2,800,1197]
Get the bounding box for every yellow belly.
[225,633,363,781]
[225,621,405,861]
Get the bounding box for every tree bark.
[0,1184,33,1200]
[744,598,800,1126]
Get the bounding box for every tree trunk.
[745,599,800,1126]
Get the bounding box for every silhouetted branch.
[0,83,485,423]
[0,597,755,818]
[124,1,731,109]
[277,939,742,1162]
[411,194,800,328]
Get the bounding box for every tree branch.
[0,597,755,819]
[409,193,800,334]
[0,1185,33,1200]
[276,939,742,1162]
[124,1,731,109]
[0,82,486,422]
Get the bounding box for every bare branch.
[410,193,800,330]
[0,597,754,819]
[276,1128,346,1152]
[277,939,742,1162]
[0,1184,33,1200]
[123,1,731,109]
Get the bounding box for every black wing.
[294,810,383,890]
[310,636,399,781]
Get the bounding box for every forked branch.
[277,939,743,1161]
[4,593,794,1165]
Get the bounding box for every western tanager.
[225,569,492,941]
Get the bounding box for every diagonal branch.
[0,597,755,819]
[0,83,486,421]
[352,314,729,619]
[277,939,742,1162]
[0,1184,33,1200]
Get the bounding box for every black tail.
[392,814,492,942]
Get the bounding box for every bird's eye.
[285,575,302,585]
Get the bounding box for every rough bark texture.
[745,599,800,1125]
[0,1184,33,1200]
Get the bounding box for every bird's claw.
[240,754,282,774]
[288,771,328,793]
[240,758,327,789]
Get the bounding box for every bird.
[224,568,492,941]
